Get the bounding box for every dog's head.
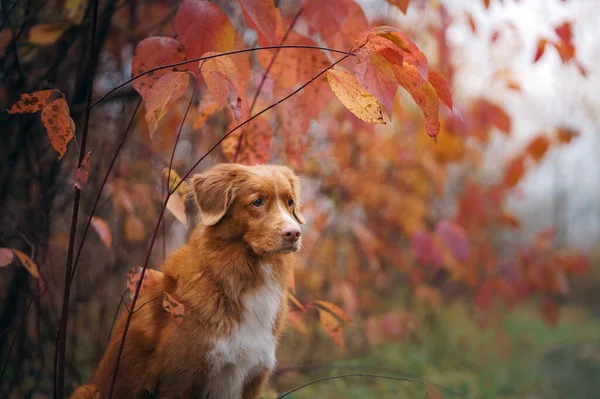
[191,163,305,255]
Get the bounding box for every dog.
[71,163,305,398]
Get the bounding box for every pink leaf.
[0,248,15,267]
[90,216,112,249]
[354,48,398,118]
[435,220,470,263]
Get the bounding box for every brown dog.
[71,163,304,398]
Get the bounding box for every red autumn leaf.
[553,41,575,63]
[41,98,75,159]
[410,231,443,270]
[354,48,398,118]
[394,62,440,140]
[559,252,589,275]
[238,0,283,46]
[280,95,311,168]
[303,0,368,50]
[201,53,250,125]
[166,194,188,226]
[0,248,14,267]
[386,0,410,14]
[555,127,579,143]
[131,37,187,101]
[126,266,164,296]
[310,300,354,326]
[542,298,559,326]
[526,135,550,162]
[193,94,221,129]
[74,151,91,190]
[90,216,112,249]
[174,0,236,75]
[428,70,453,110]
[482,0,490,8]
[503,154,526,188]
[163,292,186,326]
[222,116,272,165]
[327,69,385,124]
[554,21,572,43]
[316,307,345,350]
[8,90,54,114]
[370,26,429,79]
[144,71,190,137]
[534,38,547,62]
[12,249,41,280]
[435,220,469,263]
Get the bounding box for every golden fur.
[71,163,305,398]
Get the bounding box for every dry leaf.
[166,194,187,226]
[29,24,67,45]
[311,300,354,326]
[8,90,54,114]
[126,266,164,296]
[162,168,189,197]
[316,307,345,350]
[41,98,75,159]
[90,216,112,249]
[144,72,190,137]
[163,292,185,326]
[12,249,41,279]
[326,69,385,124]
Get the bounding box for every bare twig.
[0,298,33,387]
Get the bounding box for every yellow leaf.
[311,300,354,326]
[162,168,189,197]
[166,194,187,226]
[12,249,41,280]
[144,72,190,137]
[90,217,112,249]
[29,24,67,45]
[326,69,385,124]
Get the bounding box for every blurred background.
[1,0,599,398]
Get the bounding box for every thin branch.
[233,7,303,162]
[276,373,421,398]
[0,298,33,387]
[70,98,142,280]
[91,44,354,109]
[133,292,164,314]
[107,289,128,344]
[55,0,99,397]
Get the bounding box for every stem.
[91,44,353,109]
[70,98,142,281]
[276,373,420,398]
[0,298,33,387]
[233,8,303,163]
[55,0,99,397]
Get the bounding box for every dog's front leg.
[242,368,270,399]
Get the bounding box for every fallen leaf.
[144,71,190,137]
[74,151,92,190]
[166,194,187,226]
[29,24,67,45]
[326,69,385,124]
[163,292,185,326]
[316,307,345,350]
[41,98,75,159]
[131,36,188,101]
[0,248,15,267]
[311,300,354,326]
[90,217,112,249]
[526,135,550,162]
[12,249,41,279]
[8,90,54,114]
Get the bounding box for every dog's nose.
[282,226,301,242]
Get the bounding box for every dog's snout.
[281,226,301,242]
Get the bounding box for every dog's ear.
[191,165,239,226]
[281,167,306,224]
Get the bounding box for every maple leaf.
[238,0,283,46]
[74,151,91,190]
[41,98,75,159]
[90,217,112,249]
[163,292,185,326]
[526,135,550,163]
[131,37,187,101]
[8,90,54,114]
[174,0,236,75]
[143,71,190,137]
[326,69,385,124]
[222,116,272,165]
[354,48,398,118]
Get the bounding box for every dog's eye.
[252,198,264,207]
[287,199,294,207]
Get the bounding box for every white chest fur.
[205,264,283,398]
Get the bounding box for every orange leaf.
[303,0,368,50]
[74,151,91,190]
[316,307,345,350]
[222,116,272,165]
[394,62,440,140]
[174,0,236,75]
[354,48,398,118]
[280,95,311,168]
[499,210,520,229]
[238,0,283,46]
[41,98,75,159]
[144,71,190,137]
[386,0,410,14]
[166,194,187,226]
[90,216,112,249]
[425,382,443,399]
[8,90,54,114]
[310,300,354,326]
[482,0,490,8]
[435,220,469,263]
[126,266,164,296]
[326,69,385,124]
[556,127,579,143]
[124,215,145,243]
[163,292,185,326]
[131,37,187,101]
[288,291,305,311]
[29,24,67,45]
[201,53,250,125]
[12,249,41,280]
[554,21,572,44]
[526,135,550,162]
[503,155,526,188]
[428,70,453,110]
[372,27,429,79]
[287,310,308,335]
[193,96,220,129]
[534,38,547,62]
[0,248,14,267]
